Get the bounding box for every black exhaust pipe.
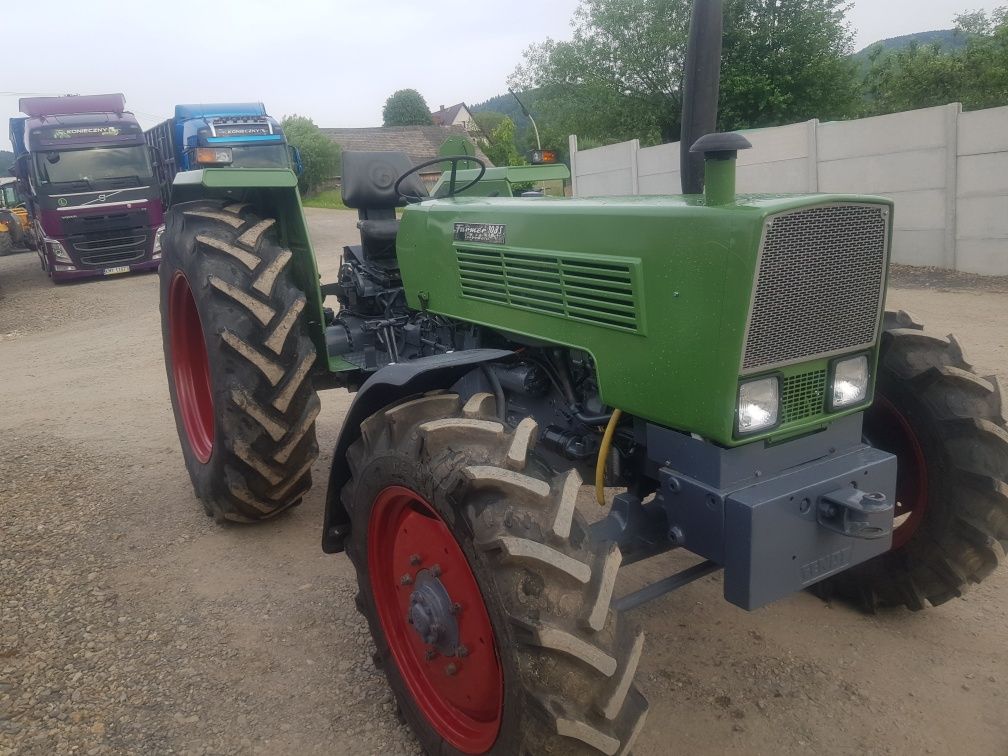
[680,0,724,194]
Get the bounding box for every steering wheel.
[393,155,486,203]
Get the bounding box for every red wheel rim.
[168,272,215,463]
[864,394,928,550]
[368,486,502,753]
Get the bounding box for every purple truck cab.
[10,94,163,282]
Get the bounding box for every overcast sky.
[1,0,999,135]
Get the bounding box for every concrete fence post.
[806,119,819,192]
[629,139,640,195]
[568,134,579,196]
[944,103,961,270]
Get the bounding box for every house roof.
[320,124,490,173]
[430,103,467,126]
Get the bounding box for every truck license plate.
[104,266,130,276]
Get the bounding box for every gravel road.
[1,208,1006,755]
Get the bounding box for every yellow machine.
[0,177,32,255]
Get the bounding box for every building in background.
[430,103,487,142]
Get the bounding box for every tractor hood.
[396,193,894,447]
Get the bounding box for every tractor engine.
[323,239,616,476]
[324,243,463,368]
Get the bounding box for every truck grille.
[68,229,148,268]
[742,204,889,373]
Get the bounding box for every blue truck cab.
[145,103,301,204]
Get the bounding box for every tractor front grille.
[780,369,827,425]
[742,204,889,374]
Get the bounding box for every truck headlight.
[49,240,72,263]
[830,355,869,409]
[195,147,233,166]
[152,224,165,258]
[737,376,779,434]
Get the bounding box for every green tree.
[473,110,508,136]
[719,0,859,130]
[864,7,1008,114]
[481,116,523,166]
[281,115,341,195]
[511,0,858,146]
[382,89,433,126]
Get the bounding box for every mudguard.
[322,349,512,553]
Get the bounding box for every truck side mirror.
[290,146,304,177]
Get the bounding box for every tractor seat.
[341,150,428,264]
[357,218,400,255]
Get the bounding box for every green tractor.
[158,3,1007,753]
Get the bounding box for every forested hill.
[855,29,965,61]
[470,93,533,133]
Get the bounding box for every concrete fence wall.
[568,103,1008,275]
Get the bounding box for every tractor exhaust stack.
[680,0,724,195]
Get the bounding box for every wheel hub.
[864,393,928,550]
[408,569,459,654]
[367,485,502,753]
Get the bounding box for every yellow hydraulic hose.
[595,409,623,506]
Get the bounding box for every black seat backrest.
[341,151,428,211]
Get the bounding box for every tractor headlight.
[830,354,869,409]
[737,376,779,434]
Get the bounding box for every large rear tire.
[0,232,12,256]
[343,392,648,755]
[160,199,320,522]
[0,209,25,248]
[819,311,1008,610]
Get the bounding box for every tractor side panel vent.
[742,204,889,373]
[456,247,642,333]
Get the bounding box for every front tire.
[819,311,1008,610]
[160,199,320,522]
[344,392,648,755]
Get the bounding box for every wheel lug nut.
[409,554,421,566]
[444,663,458,676]
[451,602,461,614]
[457,644,469,658]
[431,564,442,577]
[425,649,436,661]
[400,574,413,585]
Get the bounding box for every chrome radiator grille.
[742,204,889,373]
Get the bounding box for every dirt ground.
[1,208,1006,756]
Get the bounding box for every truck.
[144,102,301,207]
[155,2,1008,753]
[9,94,163,281]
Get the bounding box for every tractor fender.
[322,348,512,553]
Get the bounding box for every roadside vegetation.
[281,115,341,195]
[466,1,1008,158]
[302,189,346,210]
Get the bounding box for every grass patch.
[303,190,347,210]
